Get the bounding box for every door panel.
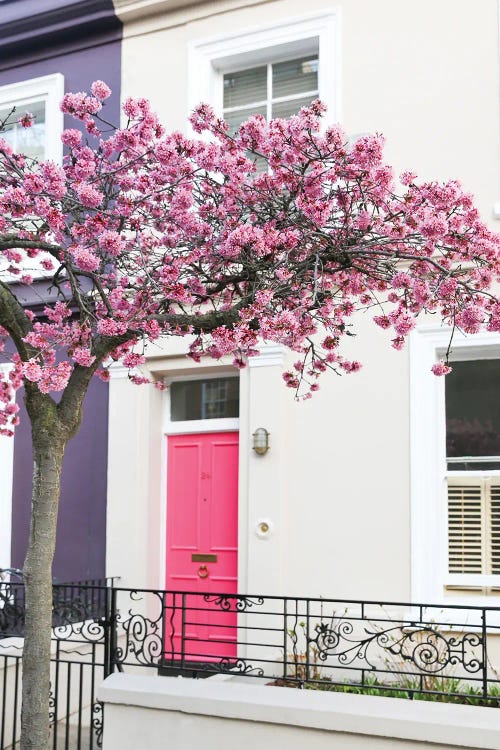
[168,441,201,551]
[166,432,239,661]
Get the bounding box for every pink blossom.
[400,171,417,185]
[97,319,127,336]
[72,347,96,367]
[391,337,405,351]
[61,129,82,148]
[90,80,111,100]
[96,368,110,382]
[40,162,66,198]
[76,183,102,208]
[23,174,45,194]
[0,81,498,416]
[373,316,391,329]
[122,97,141,119]
[189,103,216,133]
[392,272,412,289]
[122,352,146,368]
[432,361,452,376]
[456,305,483,334]
[72,247,100,271]
[18,113,34,128]
[340,361,362,373]
[130,374,150,385]
[99,230,124,256]
[23,360,43,382]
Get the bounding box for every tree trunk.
[20,435,66,750]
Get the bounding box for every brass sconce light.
[252,427,270,456]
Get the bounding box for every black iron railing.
[2,584,500,750]
[111,589,500,703]
[0,574,117,638]
[0,579,115,750]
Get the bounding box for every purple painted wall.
[11,380,109,582]
[2,1,122,581]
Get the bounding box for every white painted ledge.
[98,673,500,750]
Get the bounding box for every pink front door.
[165,432,238,662]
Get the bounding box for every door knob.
[198,565,209,579]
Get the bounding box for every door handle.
[198,565,209,579]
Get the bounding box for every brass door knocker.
[198,565,209,579]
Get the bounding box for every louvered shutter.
[222,56,319,174]
[447,478,500,576]
[222,57,319,133]
[447,479,484,574]
[488,481,500,574]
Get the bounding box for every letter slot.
[191,553,217,563]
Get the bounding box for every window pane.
[170,378,239,421]
[0,99,46,161]
[445,359,500,464]
[224,105,267,135]
[272,94,317,119]
[223,66,267,109]
[272,57,318,99]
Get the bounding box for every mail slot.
[191,553,217,563]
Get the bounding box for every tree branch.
[0,280,34,360]
[0,235,63,255]
[152,304,244,333]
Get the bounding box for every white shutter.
[447,478,500,577]
[488,481,500,574]
[447,479,485,574]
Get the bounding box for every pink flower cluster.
[0,79,500,430]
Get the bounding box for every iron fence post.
[482,608,488,700]
[283,598,287,681]
[181,593,186,670]
[105,585,118,677]
[305,599,310,683]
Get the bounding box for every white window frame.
[0,73,64,164]
[187,10,341,129]
[163,371,240,435]
[410,324,500,606]
[0,364,15,570]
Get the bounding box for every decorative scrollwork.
[48,685,56,726]
[309,617,484,677]
[202,594,265,612]
[196,656,265,677]
[93,701,104,748]
[52,617,107,642]
[220,657,265,676]
[0,582,25,638]
[113,591,164,668]
[1,580,109,639]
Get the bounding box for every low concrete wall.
[98,673,500,750]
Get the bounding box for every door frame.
[161,371,241,592]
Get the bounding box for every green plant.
[286,621,322,681]
[304,676,500,707]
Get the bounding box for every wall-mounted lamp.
[252,427,270,456]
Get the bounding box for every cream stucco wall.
[99,674,500,750]
[117,0,500,221]
[107,0,500,602]
[106,319,409,599]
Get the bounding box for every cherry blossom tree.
[1,81,500,748]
